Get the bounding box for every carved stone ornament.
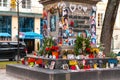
[58,2,66,9]
[69,4,76,13]
[82,6,87,12]
[92,6,97,11]
[78,5,82,11]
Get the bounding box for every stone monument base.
[6,64,120,80]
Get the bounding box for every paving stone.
[0,69,22,80]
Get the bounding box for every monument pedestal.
[6,64,120,80]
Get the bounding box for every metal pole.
[17,0,20,62]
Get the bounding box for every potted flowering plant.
[45,46,59,59]
[35,59,43,67]
[88,47,100,58]
[38,37,54,56]
[27,58,36,67]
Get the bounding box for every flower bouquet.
[45,46,59,59]
[27,58,36,67]
[35,59,43,67]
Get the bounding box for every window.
[0,0,2,6]
[3,0,7,6]
[0,16,11,33]
[22,0,31,9]
[97,13,104,27]
[19,17,34,32]
[0,16,11,41]
[0,0,7,7]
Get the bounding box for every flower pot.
[52,52,59,59]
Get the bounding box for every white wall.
[96,1,120,49]
[19,0,43,14]
[0,0,43,14]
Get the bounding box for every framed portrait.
[68,38,76,46]
[49,61,56,69]
[43,29,48,37]
[50,15,56,32]
[58,28,63,37]
[62,64,69,70]
[63,32,68,39]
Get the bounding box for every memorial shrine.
[6,0,120,80]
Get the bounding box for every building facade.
[96,0,120,50]
[0,0,43,53]
[1,0,120,53]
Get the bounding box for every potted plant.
[38,37,54,56]
[45,45,59,58]
[74,36,91,56]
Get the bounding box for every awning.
[19,32,43,39]
[0,33,11,37]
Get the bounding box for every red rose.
[89,53,94,59]
[28,58,35,63]
[45,47,50,51]
[70,65,76,70]
[55,46,59,51]
[50,46,59,51]
[86,48,90,52]
[36,59,43,64]
[21,58,25,65]
[51,46,55,51]
[84,65,90,69]
[70,20,74,27]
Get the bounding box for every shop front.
[0,16,11,41]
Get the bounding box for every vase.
[52,52,59,59]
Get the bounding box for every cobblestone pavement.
[0,69,22,80]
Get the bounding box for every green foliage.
[97,43,105,51]
[74,36,84,55]
[106,52,117,58]
[0,61,20,69]
[84,38,91,48]
[38,37,54,55]
[74,36,91,55]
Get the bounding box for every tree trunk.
[100,0,120,55]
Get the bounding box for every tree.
[100,0,120,55]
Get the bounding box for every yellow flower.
[95,48,100,53]
[91,48,100,54]
[69,60,77,65]
[91,48,94,52]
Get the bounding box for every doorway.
[23,39,35,54]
